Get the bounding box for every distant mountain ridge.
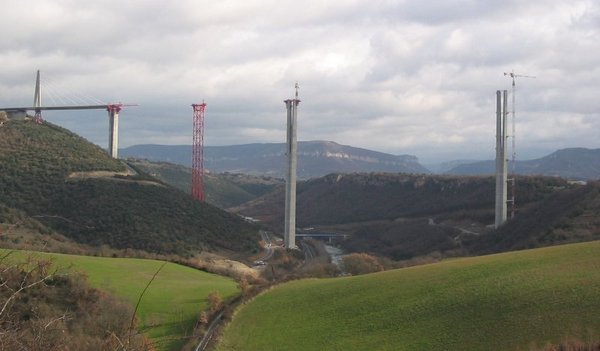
[120,141,429,179]
[447,148,600,180]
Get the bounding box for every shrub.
[207,291,223,313]
[0,254,151,350]
[341,253,384,275]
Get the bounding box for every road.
[427,218,481,240]
[299,240,316,260]
[195,310,224,351]
[196,231,275,350]
[257,230,274,262]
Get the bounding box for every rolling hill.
[0,119,259,257]
[447,148,600,180]
[119,141,429,179]
[217,240,600,351]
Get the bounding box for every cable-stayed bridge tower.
[33,70,43,124]
[0,70,136,158]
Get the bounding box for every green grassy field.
[1,250,239,351]
[217,241,600,351]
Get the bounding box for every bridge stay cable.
[43,75,107,107]
[0,71,137,159]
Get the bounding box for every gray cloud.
[1,0,599,164]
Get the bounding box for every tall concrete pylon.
[33,70,43,124]
[495,90,508,228]
[107,104,122,158]
[33,70,41,107]
[284,84,300,249]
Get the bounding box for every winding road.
[299,240,316,260]
[258,230,274,262]
[195,230,273,350]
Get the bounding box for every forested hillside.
[0,120,259,257]
[467,181,600,254]
[128,159,283,208]
[232,172,590,259]
[234,173,566,228]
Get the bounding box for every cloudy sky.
[1,0,599,164]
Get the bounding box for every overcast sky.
[1,0,599,163]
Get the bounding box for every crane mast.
[503,70,536,219]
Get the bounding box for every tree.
[341,253,384,275]
[207,291,222,313]
[237,275,250,297]
[0,112,8,126]
[198,311,209,325]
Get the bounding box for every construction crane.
[503,70,536,219]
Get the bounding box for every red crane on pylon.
[192,102,206,202]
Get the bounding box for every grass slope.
[218,241,600,351]
[2,249,239,351]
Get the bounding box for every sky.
[1,0,599,164]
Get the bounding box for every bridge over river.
[296,232,350,244]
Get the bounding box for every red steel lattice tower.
[192,102,207,201]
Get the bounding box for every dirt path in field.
[67,166,164,187]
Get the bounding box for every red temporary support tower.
[192,102,207,201]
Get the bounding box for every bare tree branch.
[127,261,167,348]
[0,272,54,317]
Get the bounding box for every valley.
[1,117,600,350]
[3,3,600,350]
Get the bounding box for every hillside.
[232,173,572,258]
[120,141,429,179]
[234,173,565,226]
[217,241,600,351]
[447,148,600,180]
[0,119,259,257]
[128,158,283,208]
[2,249,239,351]
[467,181,600,254]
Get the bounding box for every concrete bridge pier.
[107,104,122,158]
[495,90,508,228]
[284,98,299,249]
